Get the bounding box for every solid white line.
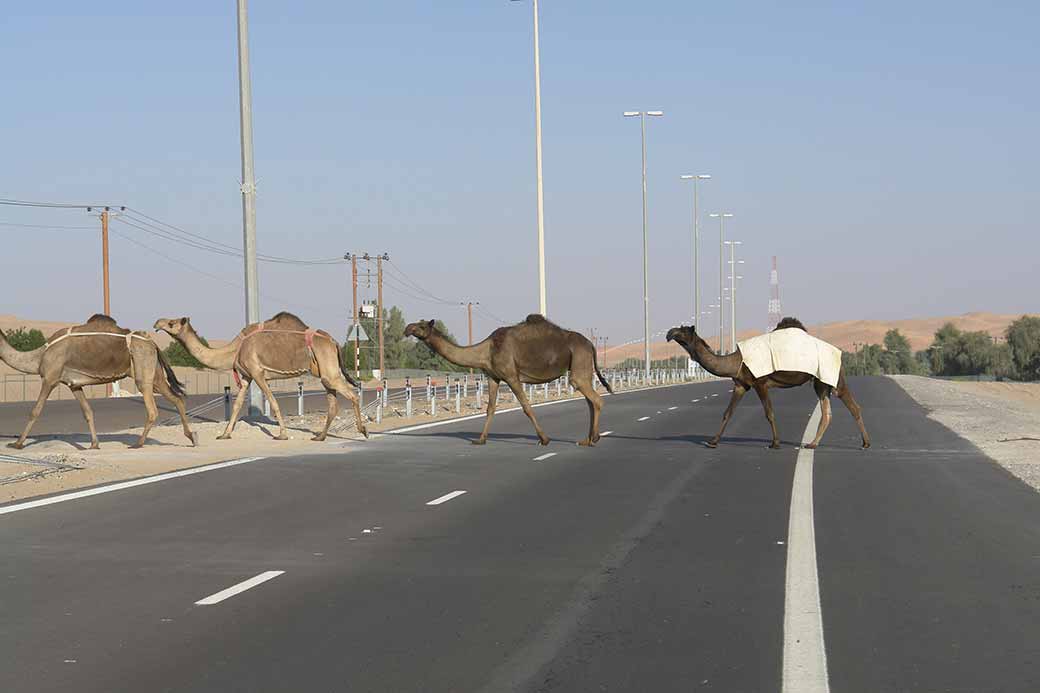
[0,457,266,517]
[427,490,467,506]
[532,452,557,461]
[782,403,830,693]
[195,570,284,606]
[600,431,613,436]
[668,406,678,411]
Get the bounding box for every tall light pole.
[512,0,547,316]
[709,212,733,354]
[725,240,743,351]
[680,174,711,332]
[624,110,664,378]
[236,0,262,416]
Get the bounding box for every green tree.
[3,327,46,352]
[163,335,209,368]
[1006,315,1040,381]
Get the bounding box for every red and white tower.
[767,256,782,331]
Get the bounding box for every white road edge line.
[427,490,467,506]
[532,452,557,462]
[782,403,830,693]
[195,570,285,606]
[0,456,267,517]
[637,416,650,421]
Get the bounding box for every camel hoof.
[7,442,24,450]
[273,434,289,441]
[216,434,232,440]
[862,441,871,450]
[90,443,101,451]
[471,439,487,446]
[188,432,199,447]
[311,435,327,442]
[804,443,818,450]
[704,440,719,449]
[360,428,370,439]
[129,443,144,450]
[769,443,781,450]
[577,438,595,447]
[538,438,551,446]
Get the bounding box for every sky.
[1,1,1037,347]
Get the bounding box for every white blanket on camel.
[737,328,842,387]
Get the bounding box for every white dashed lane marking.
[533,452,557,462]
[195,571,285,606]
[427,490,467,506]
[600,431,613,436]
[668,406,678,410]
[637,416,650,422]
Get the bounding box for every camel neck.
[425,332,490,370]
[177,325,240,370]
[688,336,742,378]
[0,332,44,375]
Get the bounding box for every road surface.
[0,378,1037,692]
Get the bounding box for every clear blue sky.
[2,1,1037,346]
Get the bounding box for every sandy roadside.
[890,375,1040,493]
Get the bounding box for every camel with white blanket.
[666,317,869,449]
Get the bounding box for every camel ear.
[179,317,188,325]
[427,319,435,328]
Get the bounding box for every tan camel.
[154,312,368,441]
[0,314,197,450]
[404,314,613,446]
[666,318,870,449]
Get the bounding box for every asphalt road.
[0,378,1037,692]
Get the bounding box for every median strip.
[195,570,284,606]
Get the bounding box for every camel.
[404,314,613,446]
[666,318,870,450]
[153,312,368,441]
[0,314,197,450]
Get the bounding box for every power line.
[0,197,120,209]
[0,221,94,230]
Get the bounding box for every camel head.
[666,325,698,348]
[154,316,191,338]
[404,319,437,341]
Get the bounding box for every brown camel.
[666,318,870,450]
[153,312,367,441]
[404,314,613,446]
[0,314,197,450]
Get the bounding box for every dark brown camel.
[404,315,613,446]
[666,317,869,449]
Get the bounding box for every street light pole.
[709,212,733,354]
[680,174,711,333]
[236,0,262,416]
[725,240,743,351]
[513,0,547,316]
[619,109,661,378]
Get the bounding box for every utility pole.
[352,254,359,377]
[101,209,111,317]
[463,301,479,373]
[377,254,385,378]
[236,0,262,417]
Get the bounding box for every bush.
[2,327,46,352]
[163,336,209,368]
[1006,315,1040,381]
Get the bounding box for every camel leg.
[253,375,289,440]
[218,381,251,439]
[707,382,748,448]
[473,379,500,445]
[752,383,781,449]
[154,377,198,447]
[836,384,870,449]
[805,381,833,449]
[325,375,368,439]
[9,380,58,449]
[71,387,100,450]
[312,391,338,441]
[506,380,550,446]
[132,387,160,448]
[571,376,603,447]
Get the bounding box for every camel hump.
[266,311,309,330]
[78,314,129,334]
[774,317,806,332]
[85,313,120,327]
[524,314,549,325]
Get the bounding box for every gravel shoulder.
[890,375,1040,492]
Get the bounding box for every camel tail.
[156,347,187,399]
[337,340,361,388]
[593,347,614,394]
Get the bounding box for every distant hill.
[604,311,1035,365]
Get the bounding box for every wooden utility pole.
[101,208,111,316]
[352,254,360,377]
[377,255,384,377]
[464,301,478,373]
